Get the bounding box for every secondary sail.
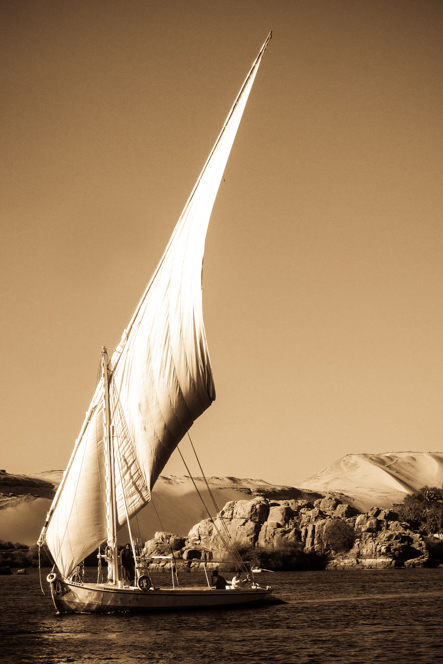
[41,33,271,577]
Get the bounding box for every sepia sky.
[1,0,443,486]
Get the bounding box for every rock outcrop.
[144,495,431,570]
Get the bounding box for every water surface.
[1,568,442,663]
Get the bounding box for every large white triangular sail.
[40,34,271,578]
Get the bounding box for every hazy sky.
[2,0,443,486]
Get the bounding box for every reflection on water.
[1,568,442,663]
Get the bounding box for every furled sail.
[41,34,271,577]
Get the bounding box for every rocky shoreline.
[1,465,442,570]
[140,495,436,571]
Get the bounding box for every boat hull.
[50,580,272,613]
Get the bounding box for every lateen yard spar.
[38,33,273,613]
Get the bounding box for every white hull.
[50,579,272,613]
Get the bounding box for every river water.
[1,567,442,663]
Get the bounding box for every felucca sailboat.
[38,33,272,613]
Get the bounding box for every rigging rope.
[150,498,180,587]
[38,545,45,595]
[113,425,137,575]
[177,439,248,575]
[186,432,222,516]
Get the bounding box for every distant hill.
[1,452,442,545]
[0,471,319,545]
[299,451,443,511]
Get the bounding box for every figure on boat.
[121,544,135,586]
[211,569,228,590]
[231,570,247,588]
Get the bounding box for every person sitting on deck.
[211,569,227,589]
[231,570,244,588]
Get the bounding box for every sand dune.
[299,451,443,511]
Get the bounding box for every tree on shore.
[0,540,52,567]
[397,486,443,535]
[322,518,355,554]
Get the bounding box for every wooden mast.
[102,347,119,585]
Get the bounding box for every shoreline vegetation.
[1,486,442,574]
